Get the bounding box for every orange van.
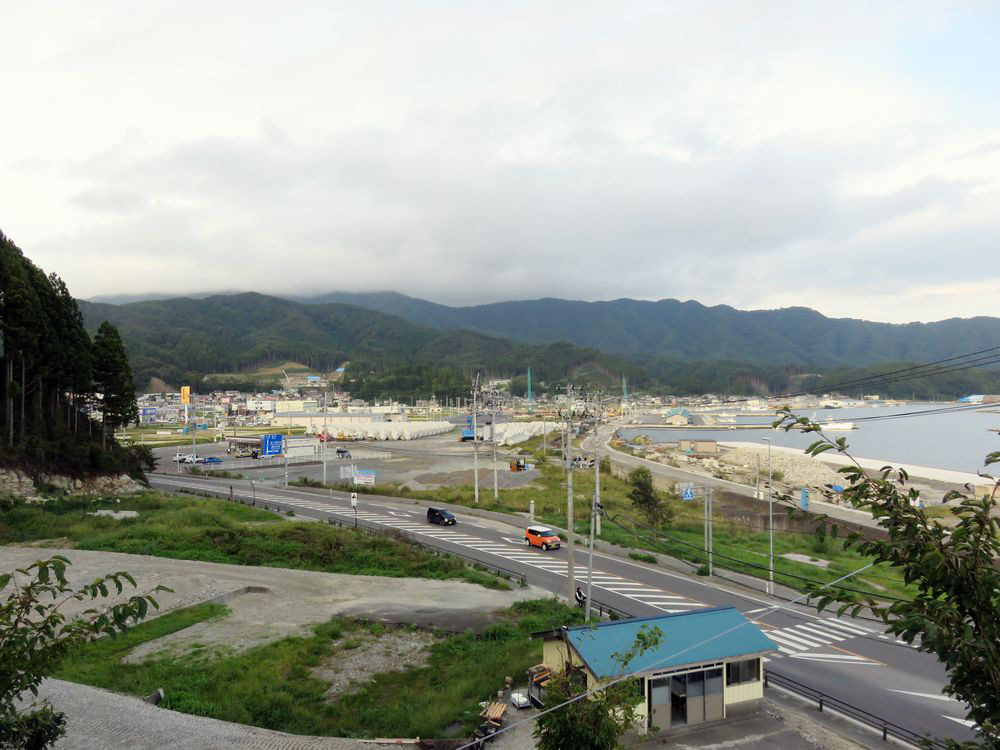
[524,525,561,550]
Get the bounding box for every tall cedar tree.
[92,321,137,449]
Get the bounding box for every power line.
[453,560,880,750]
[709,345,1000,405]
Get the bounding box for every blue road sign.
[261,433,284,456]
[800,488,809,511]
[682,487,695,501]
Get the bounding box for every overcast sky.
[2,2,999,322]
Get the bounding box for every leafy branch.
[772,408,1000,749]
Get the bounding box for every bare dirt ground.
[413,468,541,490]
[0,546,546,661]
[311,627,438,699]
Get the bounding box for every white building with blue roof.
[533,607,778,735]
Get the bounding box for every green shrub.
[629,552,657,564]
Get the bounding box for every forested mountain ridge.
[296,292,1000,367]
[76,293,640,393]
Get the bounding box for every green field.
[55,599,581,738]
[0,493,507,590]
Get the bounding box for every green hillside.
[77,292,1000,401]
[301,293,1000,367]
[76,294,637,396]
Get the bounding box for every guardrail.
[179,483,637,618]
[764,670,949,748]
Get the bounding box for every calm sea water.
[620,403,1000,474]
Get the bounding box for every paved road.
[149,472,973,746]
[586,425,884,531]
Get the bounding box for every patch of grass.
[56,602,229,688]
[628,552,657,564]
[185,467,244,480]
[0,494,509,590]
[57,599,581,739]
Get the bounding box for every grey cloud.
[70,188,147,214]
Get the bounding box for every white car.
[172,453,198,463]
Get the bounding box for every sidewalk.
[35,680,411,750]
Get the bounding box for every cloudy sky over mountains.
[2,1,999,322]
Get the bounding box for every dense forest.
[77,289,1000,402]
[77,294,643,397]
[0,232,142,477]
[304,291,1000,367]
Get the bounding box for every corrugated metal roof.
[564,607,777,679]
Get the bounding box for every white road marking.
[820,620,873,636]
[790,654,879,665]
[943,716,977,729]
[766,631,824,650]
[887,690,958,703]
[787,625,839,643]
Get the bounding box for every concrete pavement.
[148,472,973,747]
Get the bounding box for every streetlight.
[763,437,773,595]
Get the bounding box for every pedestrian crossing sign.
[682,487,695,501]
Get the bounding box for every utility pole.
[705,488,713,576]
[764,437,774,595]
[594,396,602,537]
[322,392,328,486]
[585,484,597,621]
[491,409,498,502]
[565,385,575,606]
[473,372,480,504]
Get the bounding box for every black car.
[427,507,457,526]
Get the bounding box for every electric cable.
[453,560,881,750]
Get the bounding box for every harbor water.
[620,403,1000,475]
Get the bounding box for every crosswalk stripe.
[766,632,818,650]
[821,620,872,636]
[620,586,688,601]
[796,622,850,640]
[788,625,840,643]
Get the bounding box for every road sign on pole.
[800,488,810,511]
[261,433,283,457]
[683,486,695,501]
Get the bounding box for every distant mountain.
[77,293,637,391]
[297,293,1000,367]
[87,290,240,305]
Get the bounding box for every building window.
[726,658,760,686]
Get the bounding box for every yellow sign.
[180,386,190,404]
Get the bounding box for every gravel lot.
[0,546,546,660]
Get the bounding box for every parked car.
[201,456,223,464]
[427,507,456,526]
[335,448,351,459]
[524,525,561,550]
[172,453,198,464]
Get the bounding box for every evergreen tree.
[92,321,137,449]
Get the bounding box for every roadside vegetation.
[55,598,582,739]
[298,433,916,601]
[0,493,508,589]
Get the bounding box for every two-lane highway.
[150,472,975,745]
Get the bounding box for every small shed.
[663,408,692,426]
[535,607,777,736]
